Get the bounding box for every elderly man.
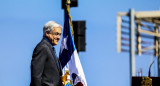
[30,21,62,86]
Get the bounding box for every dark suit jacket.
[30,38,62,86]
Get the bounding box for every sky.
[0,0,160,86]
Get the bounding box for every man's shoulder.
[34,39,50,52]
[32,39,50,59]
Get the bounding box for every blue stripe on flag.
[59,11,76,68]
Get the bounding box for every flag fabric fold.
[59,11,87,86]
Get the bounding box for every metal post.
[159,46,160,77]
[117,14,122,53]
[158,25,160,77]
[136,20,142,55]
[129,9,136,86]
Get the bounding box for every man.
[30,21,62,86]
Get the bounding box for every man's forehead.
[52,27,61,32]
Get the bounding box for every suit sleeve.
[31,46,48,86]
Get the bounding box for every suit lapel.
[57,58,62,76]
[43,39,61,74]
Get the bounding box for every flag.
[59,9,87,86]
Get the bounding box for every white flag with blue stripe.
[59,11,87,86]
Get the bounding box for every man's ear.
[45,32,49,37]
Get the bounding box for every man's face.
[46,27,62,46]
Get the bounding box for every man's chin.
[52,42,58,46]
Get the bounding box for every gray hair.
[43,21,62,36]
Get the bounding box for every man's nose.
[57,35,61,39]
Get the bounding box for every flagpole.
[66,0,74,39]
